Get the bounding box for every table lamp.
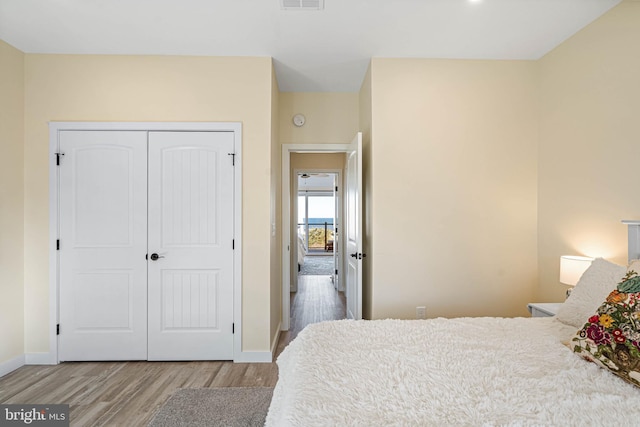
[560,255,594,297]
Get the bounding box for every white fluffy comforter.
[266,317,640,426]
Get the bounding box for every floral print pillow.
[572,269,640,387]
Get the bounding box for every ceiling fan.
[300,173,329,179]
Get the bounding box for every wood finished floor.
[0,274,345,426]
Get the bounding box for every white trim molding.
[25,353,56,365]
[0,355,25,378]
[292,168,343,293]
[233,351,274,363]
[48,122,245,363]
[270,322,282,361]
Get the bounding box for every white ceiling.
[0,0,621,92]
[298,173,335,191]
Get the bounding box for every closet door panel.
[147,131,235,360]
[58,130,148,361]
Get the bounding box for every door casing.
[291,169,342,294]
[281,144,355,331]
[49,122,245,363]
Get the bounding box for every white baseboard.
[22,350,273,365]
[270,323,282,358]
[234,349,273,363]
[0,354,25,378]
[233,324,281,363]
[25,352,56,365]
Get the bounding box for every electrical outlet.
[416,306,426,319]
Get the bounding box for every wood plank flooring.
[290,274,346,336]
[0,274,345,426]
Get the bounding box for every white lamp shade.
[560,255,594,286]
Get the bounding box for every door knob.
[350,253,358,258]
[150,253,164,261]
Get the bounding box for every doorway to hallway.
[281,140,363,334]
[292,171,345,332]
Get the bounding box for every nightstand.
[527,303,562,318]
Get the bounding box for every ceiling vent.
[281,0,324,10]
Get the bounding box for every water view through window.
[298,193,335,251]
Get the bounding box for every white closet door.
[147,131,235,360]
[59,131,148,361]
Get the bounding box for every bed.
[267,221,640,426]
[297,230,307,271]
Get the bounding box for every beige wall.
[537,1,640,301]
[279,92,359,144]
[291,153,346,170]
[0,40,25,366]
[270,65,282,349]
[358,64,373,319]
[368,58,539,318]
[7,0,639,364]
[23,54,274,354]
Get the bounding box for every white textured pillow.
[555,257,626,328]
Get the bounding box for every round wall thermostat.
[293,114,306,127]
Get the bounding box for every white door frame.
[49,122,243,363]
[292,168,342,293]
[281,144,350,331]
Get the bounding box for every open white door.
[345,132,363,320]
[147,131,235,360]
[333,179,339,290]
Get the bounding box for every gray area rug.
[299,255,334,275]
[148,387,273,427]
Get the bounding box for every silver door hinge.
[232,239,235,250]
[228,153,236,166]
[232,323,235,334]
[56,324,60,335]
[56,152,65,165]
[56,240,60,250]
